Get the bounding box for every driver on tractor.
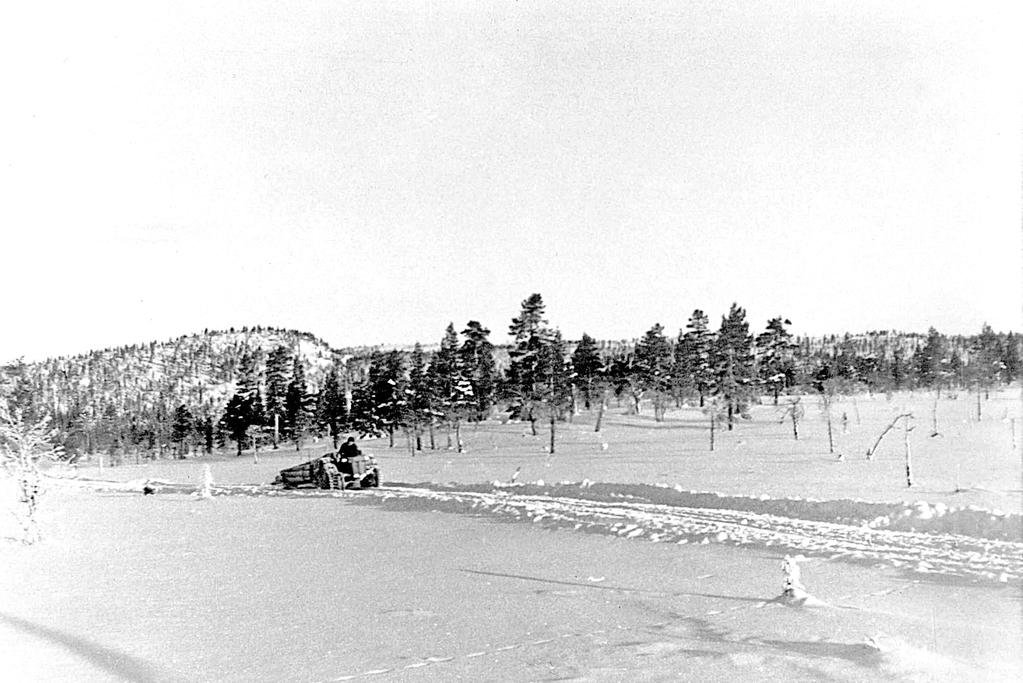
[337,436,360,461]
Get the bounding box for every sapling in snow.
[781,555,806,598]
[865,412,916,487]
[196,464,214,499]
[0,410,64,544]
[778,554,827,607]
[777,397,804,440]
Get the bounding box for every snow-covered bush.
[196,464,214,499]
[0,410,64,544]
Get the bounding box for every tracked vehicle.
[276,452,380,490]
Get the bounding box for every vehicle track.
[60,477,1023,582]
[368,486,1023,583]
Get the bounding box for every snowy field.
[2,390,1021,681]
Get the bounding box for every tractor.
[276,451,380,490]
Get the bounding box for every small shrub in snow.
[781,555,805,597]
[196,464,214,499]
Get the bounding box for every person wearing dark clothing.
[338,437,360,460]
[334,436,361,477]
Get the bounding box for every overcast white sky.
[1,1,1020,362]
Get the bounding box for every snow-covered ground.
[2,390,1021,680]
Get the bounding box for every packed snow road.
[356,485,1023,585]
[64,477,1023,584]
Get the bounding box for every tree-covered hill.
[0,327,345,459]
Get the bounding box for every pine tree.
[890,346,907,391]
[220,394,251,456]
[348,378,379,439]
[755,317,796,404]
[635,323,673,421]
[219,351,264,455]
[193,407,215,455]
[264,346,292,449]
[170,404,194,456]
[914,327,947,390]
[608,351,643,414]
[363,350,408,447]
[407,343,432,452]
[316,367,347,449]
[970,324,1004,398]
[506,294,551,435]
[538,329,572,453]
[249,388,266,451]
[571,333,603,410]
[432,324,471,450]
[713,303,754,431]
[284,357,312,450]
[235,350,262,404]
[1002,332,1021,383]
[678,310,715,407]
[460,321,496,421]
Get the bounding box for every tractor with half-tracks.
[276,452,380,490]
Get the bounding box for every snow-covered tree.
[0,410,64,544]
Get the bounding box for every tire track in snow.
[62,478,1023,582]
[365,486,1023,583]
